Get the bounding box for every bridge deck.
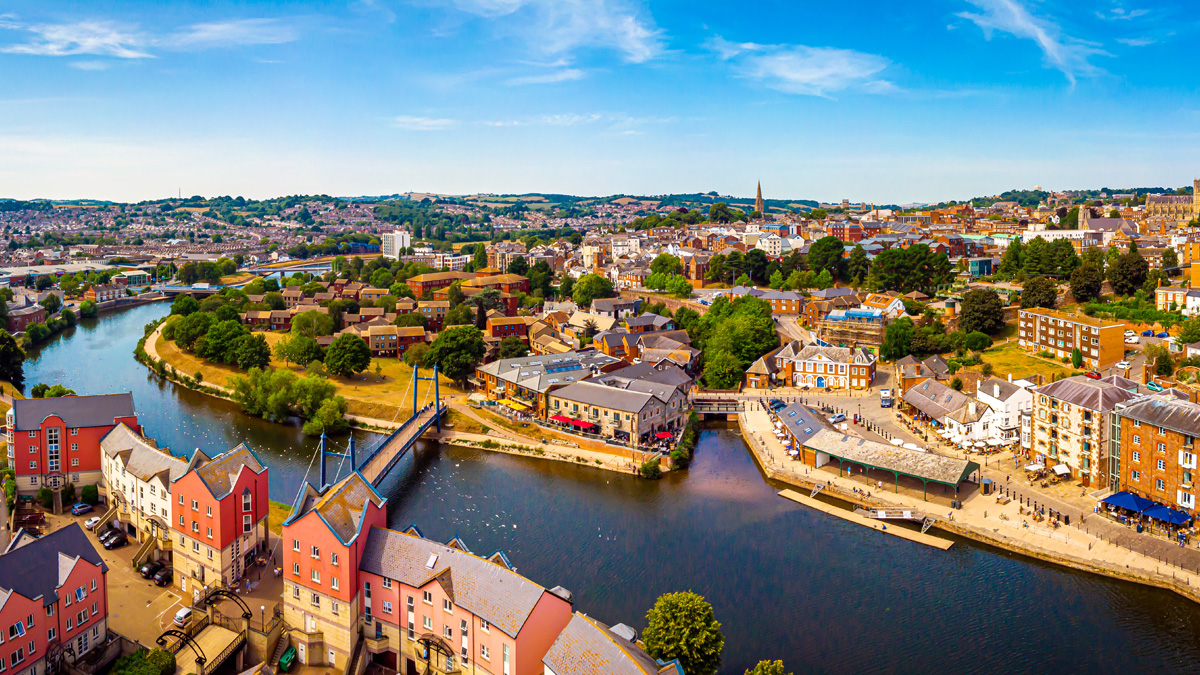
[359,404,446,485]
[175,625,242,675]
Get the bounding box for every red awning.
[550,415,573,424]
[655,432,673,439]
[571,419,594,429]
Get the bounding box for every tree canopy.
[958,289,1006,335]
[324,333,372,377]
[425,326,486,386]
[643,591,725,675]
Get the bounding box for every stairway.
[132,535,158,569]
[271,630,291,665]
[94,503,120,531]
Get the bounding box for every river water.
[25,303,1200,674]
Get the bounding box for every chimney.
[994,384,1001,398]
[968,401,977,416]
[1008,373,1012,383]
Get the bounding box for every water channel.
[24,302,1200,674]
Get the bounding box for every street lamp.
[260,606,265,631]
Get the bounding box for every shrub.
[640,459,662,479]
[145,649,175,675]
[61,482,76,505]
[37,486,52,509]
[981,363,994,376]
[80,484,99,505]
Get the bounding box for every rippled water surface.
[28,303,1200,674]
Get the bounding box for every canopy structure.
[655,432,673,439]
[1024,463,1045,472]
[988,439,1005,446]
[570,419,594,429]
[1102,491,1155,513]
[1052,464,1071,476]
[974,441,986,448]
[890,438,904,446]
[549,414,574,424]
[902,443,922,451]
[1144,504,1192,525]
[500,398,529,411]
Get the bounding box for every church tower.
[1193,178,1199,213]
[755,182,764,217]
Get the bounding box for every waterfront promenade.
[741,406,1200,602]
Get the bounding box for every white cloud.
[709,37,891,97]
[164,19,300,49]
[1117,37,1155,46]
[433,0,664,63]
[392,115,457,130]
[957,0,1106,84]
[1,20,151,58]
[1097,6,1150,21]
[506,68,585,85]
[68,60,111,71]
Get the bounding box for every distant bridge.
[243,262,333,276]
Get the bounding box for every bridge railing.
[356,403,443,470]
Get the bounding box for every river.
[24,303,1200,674]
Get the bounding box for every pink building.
[6,394,139,493]
[0,524,109,675]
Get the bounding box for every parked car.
[98,527,122,545]
[1116,361,1131,370]
[102,532,128,550]
[1125,330,1137,337]
[828,413,846,424]
[83,516,101,530]
[152,568,173,587]
[1147,382,1164,392]
[1125,337,1140,344]
[139,560,165,579]
[1141,330,1154,337]
[173,607,194,628]
[1085,371,1101,380]
[1156,332,1170,339]
[70,503,93,516]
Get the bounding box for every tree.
[1069,264,1103,303]
[197,319,247,364]
[497,336,528,359]
[369,268,394,289]
[807,237,845,280]
[880,317,914,361]
[291,310,334,339]
[234,334,272,370]
[80,484,99,505]
[394,313,428,328]
[572,274,614,308]
[959,289,1005,335]
[1177,317,1200,346]
[1108,250,1149,296]
[425,326,486,386]
[173,312,214,351]
[445,305,473,326]
[171,295,200,316]
[1163,247,1179,270]
[701,350,743,389]
[1020,277,1058,309]
[965,331,993,352]
[506,257,528,276]
[34,276,52,291]
[274,334,323,367]
[324,334,372,377]
[650,254,682,276]
[768,270,784,289]
[447,283,466,308]
[301,397,350,436]
[403,343,430,368]
[557,275,575,300]
[746,661,791,675]
[31,383,76,398]
[472,243,488,271]
[37,486,53,508]
[79,299,98,318]
[40,293,61,315]
[643,591,724,675]
[263,292,286,310]
[1071,347,1083,369]
[998,239,1023,277]
[845,244,869,283]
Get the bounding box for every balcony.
[365,634,389,652]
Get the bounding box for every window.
[179,494,184,505]
[179,515,185,526]
[292,563,300,576]
[423,591,432,605]
[191,521,199,533]
[191,500,198,511]
[293,586,300,599]
[193,541,200,553]
[443,599,452,613]
[71,458,78,467]
[331,577,339,591]
[27,431,35,438]
[206,506,212,517]
[1155,478,1165,490]
[243,514,252,533]
[443,625,453,639]
[311,545,320,559]
[311,570,320,583]
[332,552,339,567]
[1159,443,1167,453]
[480,645,490,661]
[66,618,73,631]
[90,579,96,592]
[206,527,213,539]
[243,492,252,511]
[11,648,23,668]
[382,601,392,614]
[423,616,432,630]
[331,602,339,616]
[292,539,300,551]
[311,593,320,608]
[480,619,490,633]
[1134,420,1141,427]
[1133,451,1141,462]
[47,628,55,641]
[1158,459,1166,471]
[207,548,213,560]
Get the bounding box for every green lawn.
[973,340,1077,382]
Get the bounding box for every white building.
[380,230,412,260]
[100,423,186,553]
[756,233,783,257]
[975,376,1035,444]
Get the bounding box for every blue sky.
[1,0,1197,203]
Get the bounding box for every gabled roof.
[0,523,106,609]
[1034,375,1141,411]
[100,423,186,483]
[184,443,266,499]
[11,393,135,431]
[360,527,556,639]
[287,472,386,545]
[543,613,684,675]
[1118,395,1200,435]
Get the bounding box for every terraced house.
[1017,308,1124,370]
[1112,394,1200,515]
[170,444,270,599]
[1030,375,1141,488]
[473,351,623,417]
[547,380,688,446]
[6,394,139,493]
[100,423,185,561]
[0,525,109,675]
[773,343,877,390]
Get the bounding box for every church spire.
[755,181,764,217]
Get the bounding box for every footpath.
[740,406,1200,604]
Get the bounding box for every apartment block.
[100,423,185,558]
[1112,395,1200,515]
[1017,308,1125,370]
[1030,375,1140,487]
[6,394,139,493]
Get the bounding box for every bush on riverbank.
[20,310,76,349]
[228,367,349,435]
[671,412,701,469]
[640,459,662,479]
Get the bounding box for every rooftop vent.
[610,623,637,643]
[425,554,438,569]
[548,586,574,604]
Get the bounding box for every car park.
[152,568,173,587]
[1116,361,1131,370]
[70,503,93,516]
[139,560,165,579]
[173,607,194,628]
[84,516,101,530]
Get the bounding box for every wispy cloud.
[481,112,671,130]
[392,115,457,130]
[506,68,585,85]
[431,0,664,63]
[0,16,300,62]
[957,0,1106,84]
[708,37,891,97]
[68,60,111,71]
[1117,37,1155,46]
[1,20,151,58]
[1096,6,1150,21]
[164,19,300,49]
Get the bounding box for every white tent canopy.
[891,438,904,446]
[1053,464,1071,476]
[1025,463,1045,472]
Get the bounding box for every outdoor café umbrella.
[902,442,922,451]
[974,441,987,448]
[891,438,903,446]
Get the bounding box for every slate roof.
[189,443,266,500]
[360,527,552,639]
[477,351,620,393]
[597,362,693,389]
[291,473,386,545]
[775,402,838,448]
[1034,375,1142,411]
[625,314,673,329]
[100,423,187,483]
[1119,395,1200,436]
[550,381,655,414]
[543,613,683,675]
[977,377,1025,402]
[904,379,970,420]
[11,393,135,432]
[803,429,977,485]
[0,523,106,610]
